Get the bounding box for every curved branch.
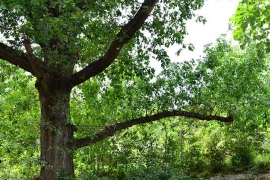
[67,0,158,88]
[72,110,233,149]
[0,42,34,74]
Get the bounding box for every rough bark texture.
[37,88,76,179]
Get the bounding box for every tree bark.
[37,88,76,179]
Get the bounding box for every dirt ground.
[209,173,270,180]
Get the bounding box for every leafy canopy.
[0,0,205,74]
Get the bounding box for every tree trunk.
[37,89,76,180]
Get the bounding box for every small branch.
[72,110,233,149]
[22,39,46,79]
[75,0,97,10]
[67,0,158,88]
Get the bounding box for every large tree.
[0,1,232,179]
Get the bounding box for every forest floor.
[209,173,270,180]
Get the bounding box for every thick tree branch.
[0,42,34,74]
[72,110,233,149]
[68,0,158,88]
[0,41,57,79]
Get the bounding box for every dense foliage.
[1,38,269,179]
[231,0,270,54]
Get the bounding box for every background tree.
[0,0,234,179]
[0,61,40,179]
[231,0,270,54]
